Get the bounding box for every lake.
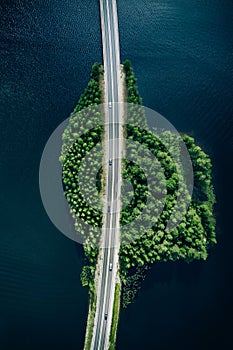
[0,0,232,349]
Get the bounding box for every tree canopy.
[120,60,216,307]
[59,61,216,307]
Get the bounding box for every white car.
[109,263,113,271]
[108,102,112,108]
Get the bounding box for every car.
[109,263,113,271]
[109,159,112,166]
[107,206,110,213]
[104,313,108,320]
[108,102,112,109]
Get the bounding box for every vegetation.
[109,283,121,350]
[60,60,216,312]
[124,59,142,106]
[59,62,104,295]
[84,293,97,350]
[120,60,216,307]
[123,59,147,129]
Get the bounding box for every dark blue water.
[0,1,232,349]
[0,1,101,349]
[117,1,233,349]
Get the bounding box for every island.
[59,60,216,349]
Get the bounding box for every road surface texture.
[90,0,123,349]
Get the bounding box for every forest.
[120,60,216,307]
[60,62,104,295]
[60,61,216,307]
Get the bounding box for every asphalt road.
[90,1,122,349]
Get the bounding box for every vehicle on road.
[108,206,110,212]
[109,159,112,166]
[108,102,112,108]
[104,313,108,320]
[109,263,113,271]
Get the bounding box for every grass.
[84,65,123,350]
[84,292,97,350]
[109,283,121,350]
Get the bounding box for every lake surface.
[0,1,232,349]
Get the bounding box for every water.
[117,1,233,349]
[0,1,101,349]
[0,0,232,349]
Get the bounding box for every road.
[90,0,122,349]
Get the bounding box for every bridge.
[89,0,123,349]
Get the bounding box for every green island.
[59,62,104,298]
[118,60,216,307]
[59,60,216,343]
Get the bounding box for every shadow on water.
[74,242,86,261]
[142,259,204,290]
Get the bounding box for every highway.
[90,0,122,349]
